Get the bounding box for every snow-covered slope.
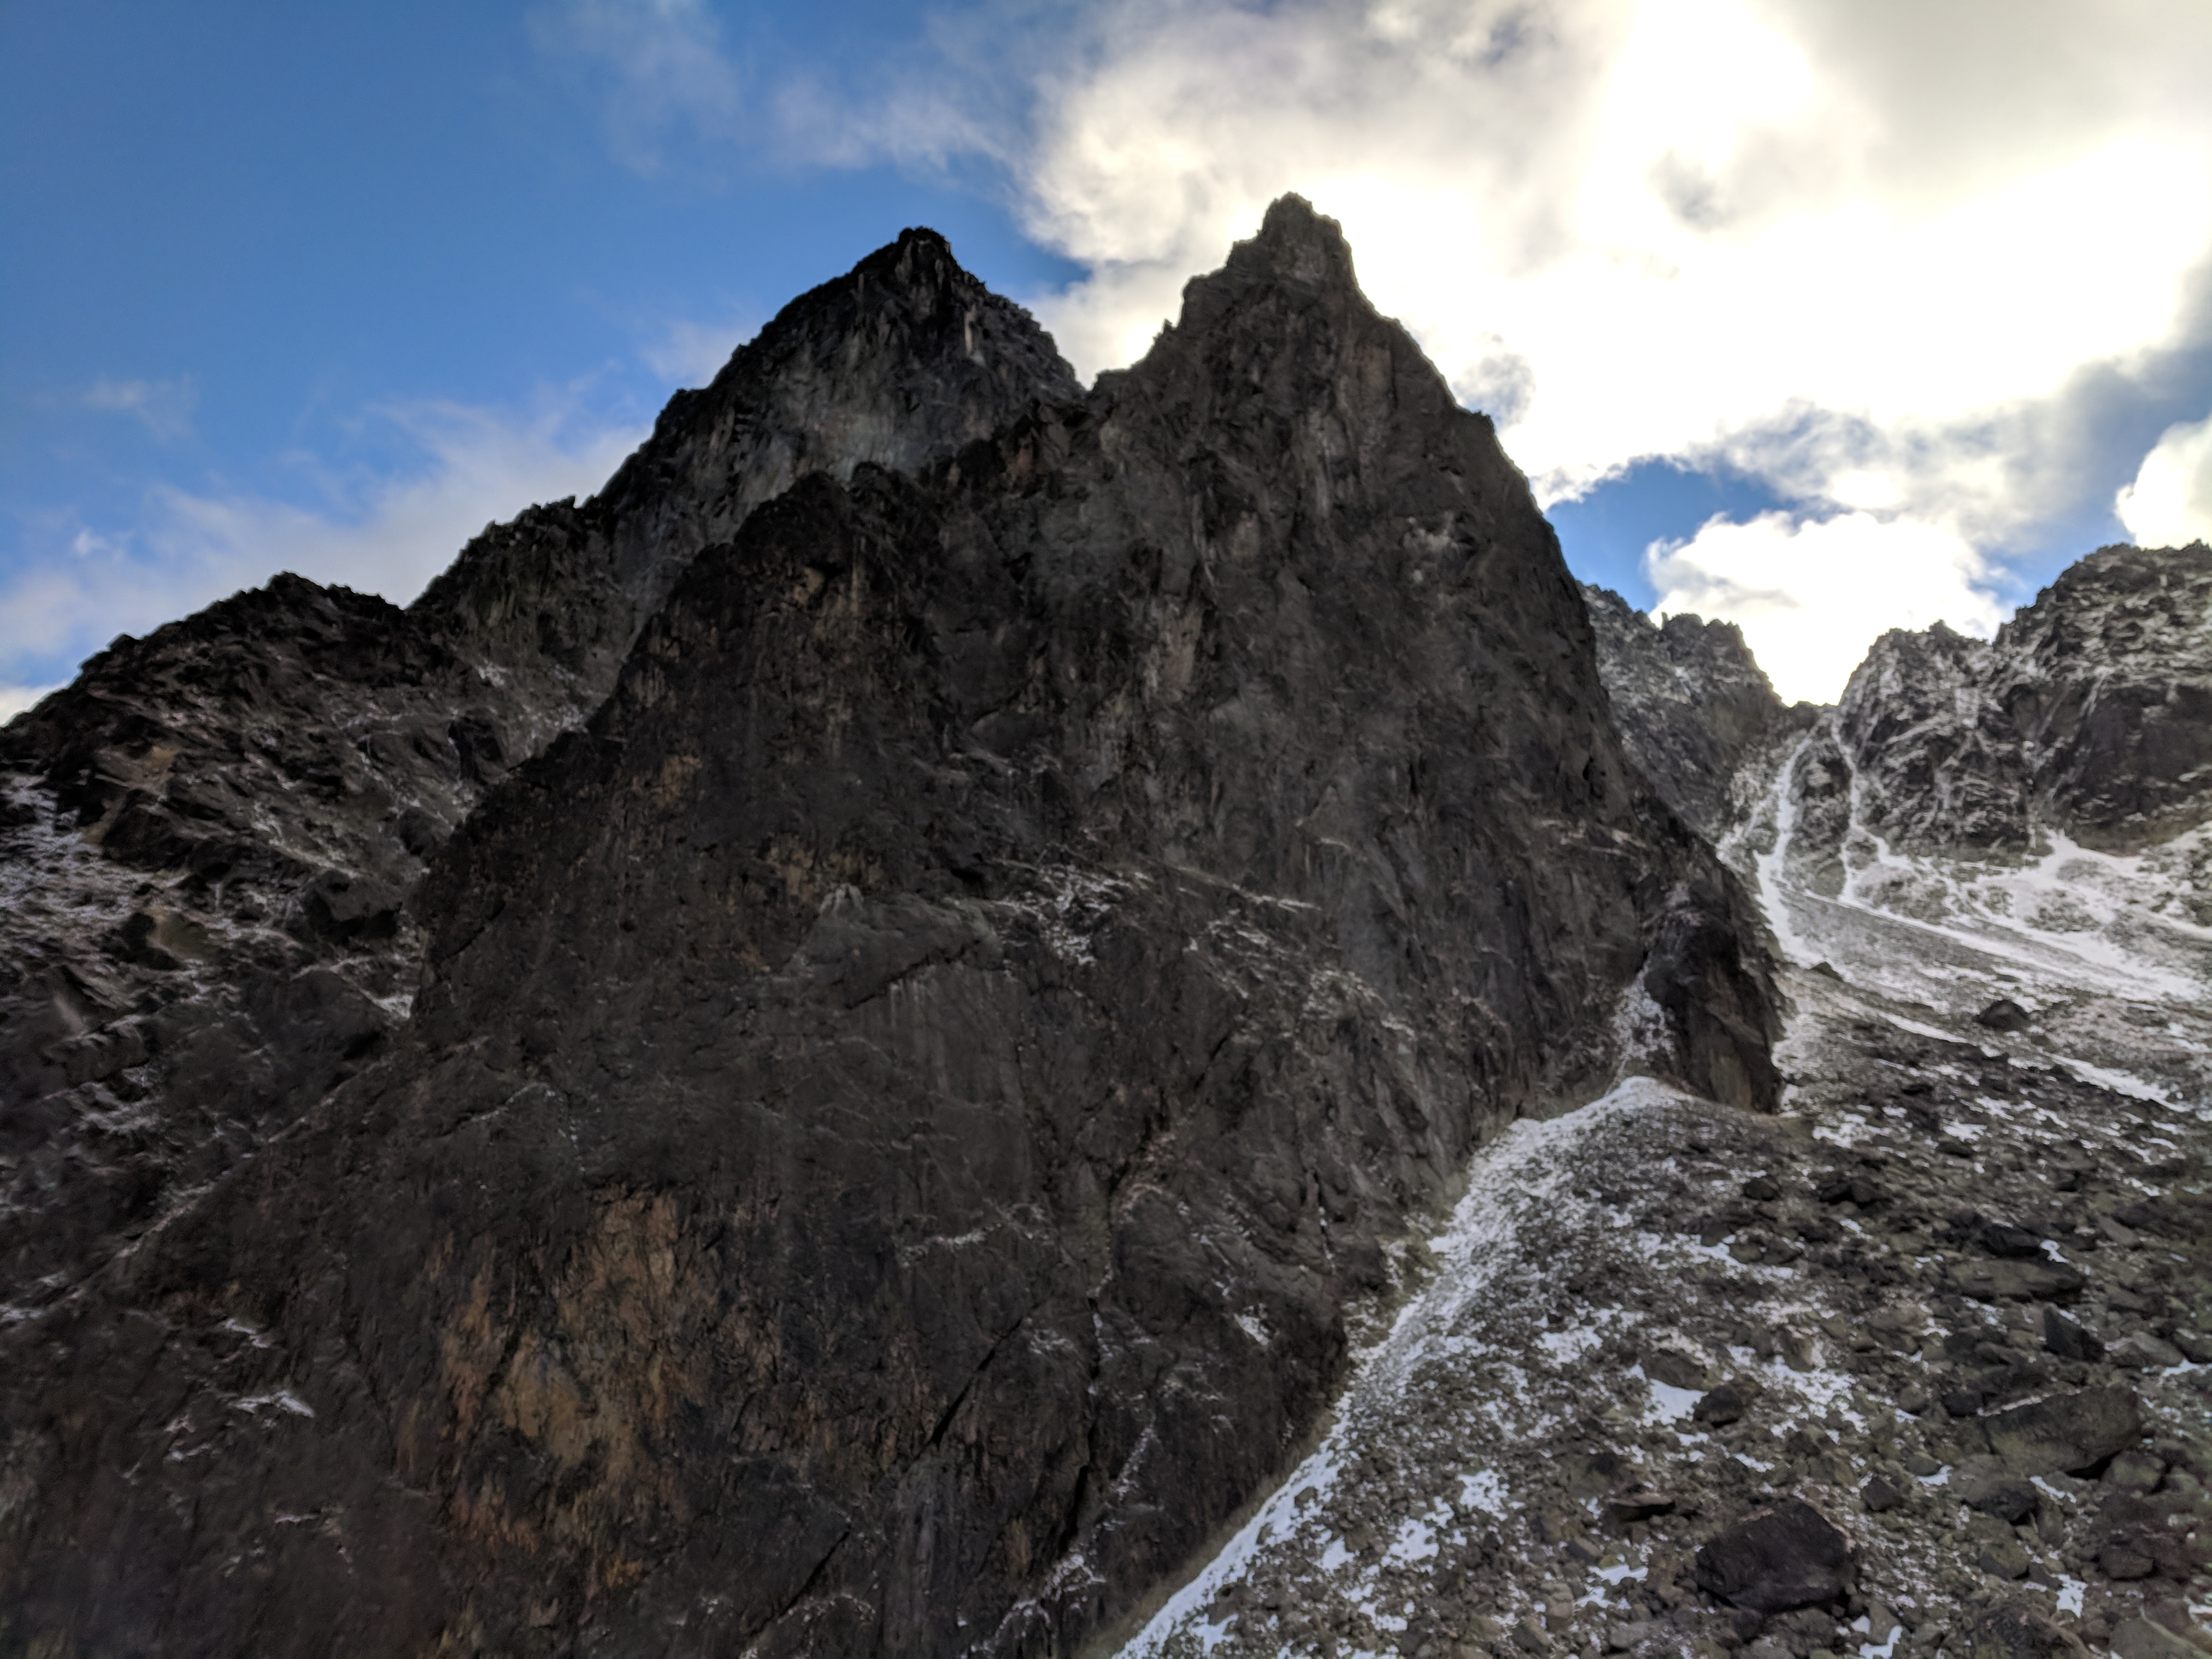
[1120,552,2211,1658]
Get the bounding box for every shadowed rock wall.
[0,200,1779,1657]
[0,231,1079,1320]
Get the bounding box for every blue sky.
[8,1,2212,708]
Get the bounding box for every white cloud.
[817,0,2205,700]
[2115,413,2212,548]
[0,684,60,724]
[0,398,643,693]
[1001,0,2212,512]
[639,309,760,384]
[1647,510,2004,704]
[84,376,198,443]
[532,0,743,171]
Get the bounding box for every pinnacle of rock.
[3,198,2205,1659]
[1230,191,1362,289]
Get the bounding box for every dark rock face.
[0,576,517,1313]
[0,199,1779,1656]
[1692,1496,1854,1612]
[1974,1385,2144,1475]
[1826,544,2212,855]
[412,226,1083,729]
[1957,1599,2090,1659]
[0,230,1078,1316]
[1581,583,1808,842]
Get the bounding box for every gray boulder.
[1693,1497,1855,1612]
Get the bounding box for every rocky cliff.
[1798,544,2212,867]
[0,199,1780,1657]
[0,229,1077,1320]
[1581,585,1812,843]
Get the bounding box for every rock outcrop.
[1585,544,2212,875]
[1581,585,1810,842]
[1809,543,2212,859]
[411,225,1084,729]
[0,199,1779,1656]
[0,229,1078,1315]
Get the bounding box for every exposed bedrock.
[1581,583,1814,845]
[0,198,1778,1657]
[0,227,1080,1313]
[1795,543,2212,866]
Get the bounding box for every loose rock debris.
[1122,972,2209,1659]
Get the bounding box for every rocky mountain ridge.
[1827,546,2212,858]
[0,200,1779,1657]
[0,228,1078,1321]
[1114,559,2210,1657]
[1580,587,1814,845]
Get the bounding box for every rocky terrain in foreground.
[1126,555,2210,1658]
[1122,916,2209,1659]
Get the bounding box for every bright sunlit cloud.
[2116,411,2212,549]
[973,0,2212,698]
[1648,510,2005,705]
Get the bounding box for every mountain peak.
[1227,192,1360,290]
[850,223,972,296]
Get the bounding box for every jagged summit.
[1228,191,1362,288]
[2,201,1776,1657]
[413,224,1080,719]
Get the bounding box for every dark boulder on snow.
[1693,1496,1855,1612]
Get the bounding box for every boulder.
[1692,1497,1855,1612]
[1643,1343,1716,1390]
[1955,1600,2090,1659]
[1693,1376,1764,1427]
[1974,1386,2143,1475]
[1861,1475,1907,1514]
[1952,1257,2086,1302]
[1956,1465,2040,1524]
[2104,1333,2183,1371]
[2110,1616,2212,1659]
[2042,1307,2104,1363]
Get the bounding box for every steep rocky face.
[1127,560,2211,1657]
[1581,585,1810,843]
[412,226,1083,727]
[0,198,1779,1658]
[2003,543,2212,846]
[0,230,1076,1316]
[0,575,534,1313]
[1817,543,2212,859]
